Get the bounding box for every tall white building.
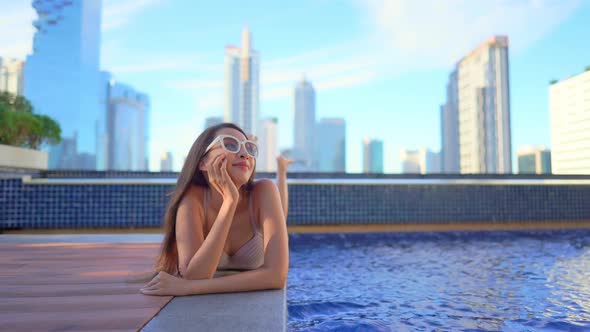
[457,36,512,174]
[224,26,259,135]
[25,0,103,169]
[316,118,346,172]
[160,152,173,172]
[257,118,279,172]
[0,57,25,95]
[107,82,150,171]
[400,148,440,174]
[293,77,316,171]
[549,69,590,174]
[440,68,460,173]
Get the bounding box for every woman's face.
[202,128,255,186]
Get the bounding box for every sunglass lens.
[245,142,258,158]
[222,137,240,152]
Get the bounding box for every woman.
[141,123,289,296]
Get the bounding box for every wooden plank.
[0,242,172,331]
[0,307,160,331]
[0,294,170,313]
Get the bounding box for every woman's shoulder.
[251,179,278,198]
[180,185,206,210]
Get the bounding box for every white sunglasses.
[205,135,259,158]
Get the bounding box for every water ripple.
[287,230,590,331]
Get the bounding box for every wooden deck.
[0,242,171,332]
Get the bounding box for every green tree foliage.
[0,92,62,149]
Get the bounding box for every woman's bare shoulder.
[179,185,206,211]
[252,179,277,195]
[251,179,280,206]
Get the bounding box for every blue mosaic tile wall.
[2,177,590,229]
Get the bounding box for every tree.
[586,66,590,72]
[0,92,62,149]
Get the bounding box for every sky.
[1,0,589,172]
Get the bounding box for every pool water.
[287,230,590,331]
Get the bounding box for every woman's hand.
[277,155,294,174]
[140,271,191,296]
[206,154,239,203]
[247,134,258,143]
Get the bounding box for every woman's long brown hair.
[155,123,256,274]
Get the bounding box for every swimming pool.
[287,231,590,331]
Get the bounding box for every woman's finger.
[144,276,159,289]
[141,281,161,292]
[141,288,163,296]
[207,155,221,184]
[212,156,223,185]
[221,159,231,182]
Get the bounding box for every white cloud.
[0,5,35,58]
[360,0,582,68]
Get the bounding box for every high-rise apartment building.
[549,69,590,174]
[517,146,551,174]
[204,116,223,129]
[257,118,279,172]
[440,69,459,173]
[0,57,25,95]
[316,118,346,172]
[363,138,383,173]
[160,152,174,172]
[107,82,150,171]
[400,148,440,174]
[455,36,512,174]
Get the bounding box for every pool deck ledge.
[0,234,287,332]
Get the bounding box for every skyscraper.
[400,148,440,174]
[257,118,279,172]
[517,146,551,174]
[363,138,383,174]
[204,116,223,129]
[0,57,25,95]
[316,118,346,172]
[440,68,460,173]
[457,36,512,174]
[160,152,174,172]
[107,82,150,171]
[549,69,590,174]
[224,26,259,135]
[24,0,103,169]
[293,77,316,171]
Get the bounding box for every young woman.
[141,123,290,296]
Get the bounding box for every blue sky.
[1,0,589,172]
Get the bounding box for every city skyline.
[1,1,589,172]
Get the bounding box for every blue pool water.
[286,230,590,331]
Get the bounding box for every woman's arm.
[276,156,293,218]
[177,194,237,280]
[142,180,289,295]
[177,155,239,280]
